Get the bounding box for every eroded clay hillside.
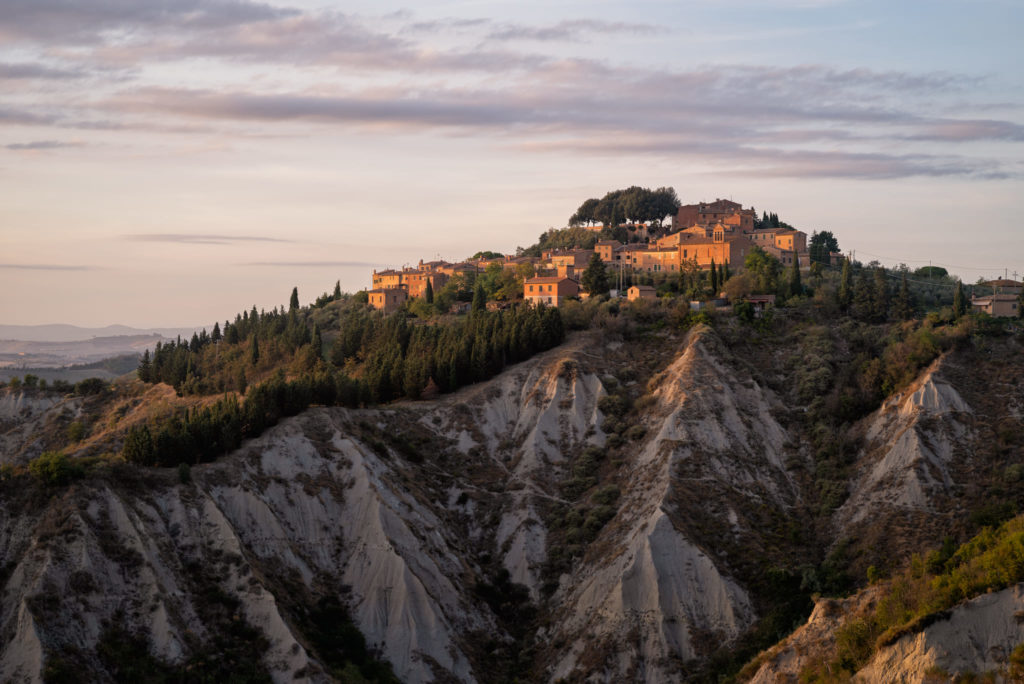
[2,321,1023,683]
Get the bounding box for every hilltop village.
[368,198,832,312]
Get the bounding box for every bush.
[28,451,85,487]
[67,421,86,443]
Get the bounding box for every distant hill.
[0,334,172,370]
[0,324,202,343]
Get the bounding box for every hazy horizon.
[3,0,1022,327]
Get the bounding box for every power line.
[849,248,1016,274]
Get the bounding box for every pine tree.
[249,334,260,365]
[425,279,434,304]
[211,321,222,342]
[289,287,299,311]
[790,255,802,298]
[333,280,342,300]
[953,280,967,319]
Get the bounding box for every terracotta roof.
[973,294,1020,302]
[526,276,574,284]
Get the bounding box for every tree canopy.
[569,186,680,228]
[808,231,840,266]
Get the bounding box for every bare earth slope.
[2,328,1022,682]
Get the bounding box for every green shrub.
[28,451,85,486]
[592,485,620,506]
[67,421,86,443]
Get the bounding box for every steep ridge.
[6,327,1018,682]
[3,328,803,683]
[545,327,801,681]
[832,357,975,565]
[0,391,76,463]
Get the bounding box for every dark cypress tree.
[333,280,342,300]
[138,349,152,383]
[211,321,222,342]
[953,280,967,319]
[249,334,260,365]
[581,253,610,296]
[425,279,434,304]
[472,281,486,313]
[872,267,889,321]
[710,258,719,293]
[311,323,323,360]
[289,287,299,311]
[789,255,802,298]
[123,424,155,466]
[1018,289,1024,319]
[838,260,853,311]
[893,272,913,320]
[852,270,874,321]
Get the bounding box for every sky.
[1,0,1022,328]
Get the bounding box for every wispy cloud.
[0,0,1019,181]
[0,62,86,80]
[93,60,1022,180]
[123,233,292,245]
[485,19,667,42]
[0,263,100,271]
[0,0,296,43]
[240,260,378,267]
[5,140,83,151]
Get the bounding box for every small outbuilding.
[971,294,1019,318]
[627,285,657,302]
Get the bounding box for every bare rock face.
[0,391,74,464]
[2,328,791,683]
[837,362,973,528]
[857,583,1024,682]
[18,325,1013,683]
[749,583,1024,684]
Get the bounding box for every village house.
[971,294,1020,317]
[594,240,623,263]
[627,285,657,302]
[545,248,594,269]
[524,276,580,307]
[403,270,448,299]
[672,199,756,232]
[371,268,404,290]
[370,266,449,299]
[368,288,408,313]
